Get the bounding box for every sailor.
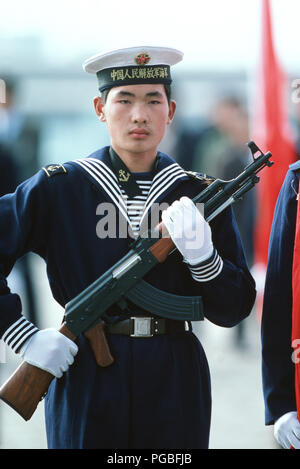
[262,160,300,449]
[0,46,256,448]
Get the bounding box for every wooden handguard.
[149,223,175,263]
[0,321,114,421]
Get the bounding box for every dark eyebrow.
[115,91,135,97]
[115,90,164,99]
[145,91,164,98]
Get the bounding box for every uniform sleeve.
[261,169,298,425]
[187,204,256,327]
[0,170,50,351]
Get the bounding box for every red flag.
[252,0,297,311]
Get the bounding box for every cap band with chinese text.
[83,46,183,92]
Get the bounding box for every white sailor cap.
[82,45,183,92]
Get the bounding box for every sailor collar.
[70,146,189,229]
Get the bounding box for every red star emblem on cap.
[135,53,151,65]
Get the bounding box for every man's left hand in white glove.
[161,196,223,282]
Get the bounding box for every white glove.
[274,411,300,449]
[161,196,214,265]
[19,328,78,378]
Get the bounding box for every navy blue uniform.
[262,161,300,425]
[0,146,255,448]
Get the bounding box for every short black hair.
[100,84,171,105]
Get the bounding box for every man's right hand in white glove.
[19,328,78,378]
[274,411,300,449]
[161,196,214,264]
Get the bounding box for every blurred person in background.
[176,97,255,347]
[216,100,256,348]
[175,97,246,176]
[0,143,19,197]
[0,47,256,449]
[216,100,254,266]
[0,78,40,178]
[0,77,39,327]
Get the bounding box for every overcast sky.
[0,0,299,73]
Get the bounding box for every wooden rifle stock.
[0,321,113,421]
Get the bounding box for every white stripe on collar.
[73,156,187,231]
[139,164,186,226]
[75,158,130,225]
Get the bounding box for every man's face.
[94,84,176,157]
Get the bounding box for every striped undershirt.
[121,172,153,238]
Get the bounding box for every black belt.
[106,317,189,337]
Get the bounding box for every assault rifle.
[0,141,273,421]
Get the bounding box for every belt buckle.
[130,317,153,337]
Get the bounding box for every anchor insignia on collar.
[118,169,130,182]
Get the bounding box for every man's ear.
[167,100,176,125]
[93,96,106,122]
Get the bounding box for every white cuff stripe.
[11,328,38,353]
[2,317,39,351]
[190,259,223,282]
[10,323,37,350]
[188,252,223,282]
[1,316,24,342]
[187,250,218,270]
[189,252,221,276]
[5,318,33,345]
